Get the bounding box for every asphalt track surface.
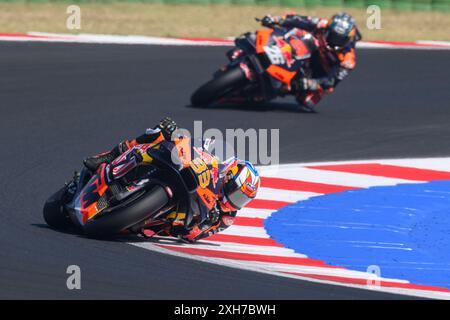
[1,42,449,299]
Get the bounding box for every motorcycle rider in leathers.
[259,12,362,111]
[83,117,261,243]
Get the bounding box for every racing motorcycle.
[43,138,210,238]
[191,18,318,107]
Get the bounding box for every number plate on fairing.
[263,45,286,65]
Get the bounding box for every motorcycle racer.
[260,12,362,111]
[83,118,261,243]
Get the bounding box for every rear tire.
[84,186,169,238]
[43,186,72,230]
[191,66,247,107]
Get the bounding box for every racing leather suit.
[275,14,359,109]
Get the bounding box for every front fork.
[226,47,244,61]
[239,62,255,82]
[223,48,256,82]
[216,47,269,103]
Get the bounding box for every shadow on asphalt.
[33,223,224,248]
[32,223,194,244]
[187,102,318,114]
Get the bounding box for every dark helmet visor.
[327,31,350,48]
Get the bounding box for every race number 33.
[190,158,211,188]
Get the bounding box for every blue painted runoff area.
[265,181,450,289]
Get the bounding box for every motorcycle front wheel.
[190,66,248,107]
[83,185,169,238]
[43,185,73,230]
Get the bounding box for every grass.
[0,3,449,41]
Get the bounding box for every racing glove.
[260,15,278,28]
[155,117,177,140]
[176,211,219,243]
[181,207,237,243]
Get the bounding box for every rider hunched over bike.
[83,117,261,243]
[259,12,361,110]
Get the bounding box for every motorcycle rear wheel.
[84,185,169,238]
[190,66,247,107]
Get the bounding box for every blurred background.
[1,0,449,41]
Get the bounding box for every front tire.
[43,186,72,230]
[84,185,169,238]
[191,66,248,107]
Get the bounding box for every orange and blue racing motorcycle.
[43,138,216,238]
[191,18,318,107]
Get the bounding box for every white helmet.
[221,158,261,211]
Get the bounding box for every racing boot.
[295,90,323,113]
[83,141,130,172]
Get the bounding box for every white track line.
[257,157,450,170]
[256,187,320,202]
[132,242,450,300]
[152,241,306,257]
[238,207,274,219]
[127,158,450,299]
[128,158,450,299]
[378,158,450,172]
[259,166,423,187]
[210,259,408,283]
[220,225,270,238]
[1,32,449,50]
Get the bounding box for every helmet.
[326,13,356,50]
[221,158,260,211]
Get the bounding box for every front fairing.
[237,27,313,86]
[66,163,109,227]
[261,27,313,70]
[66,141,180,227]
[235,32,257,54]
[147,140,185,171]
